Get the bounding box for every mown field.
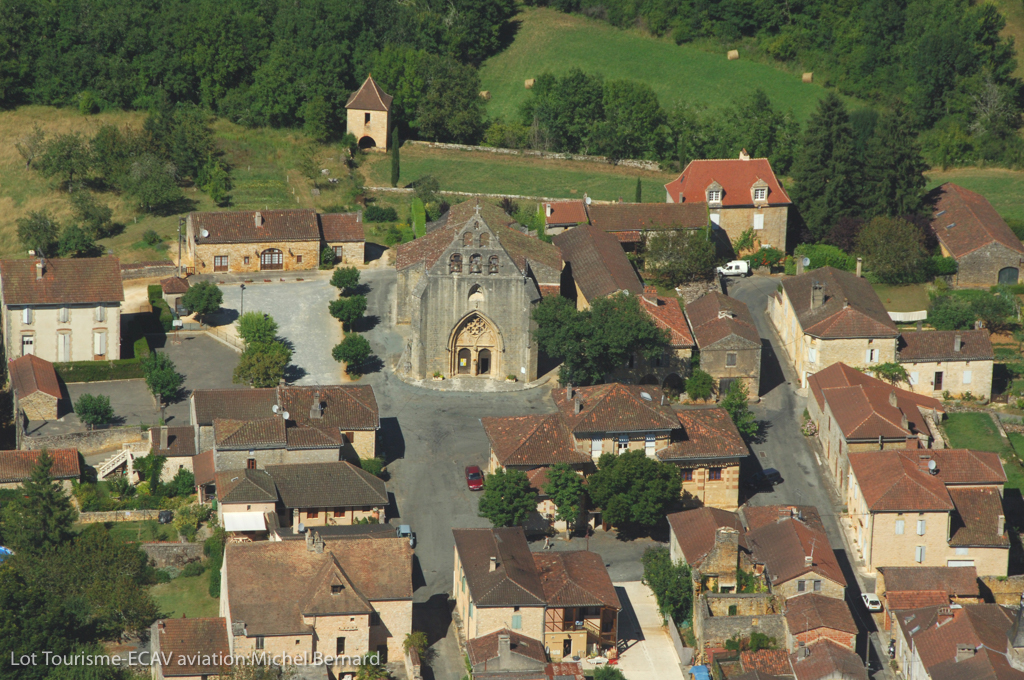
[925,168,1024,222]
[479,8,863,124]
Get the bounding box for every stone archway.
[358,136,377,149]
[449,313,501,378]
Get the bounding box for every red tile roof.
[0,449,79,483]
[898,329,994,363]
[785,593,857,636]
[453,527,546,607]
[214,417,287,450]
[533,551,620,609]
[741,649,793,676]
[781,267,897,339]
[747,517,846,588]
[789,638,867,680]
[639,290,695,348]
[8,354,61,400]
[930,183,1024,259]
[467,629,548,668]
[948,487,1010,547]
[481,414,590,468]
[544,201,588,226]
[319,212,364,242]
[193,449,215,486]
[155,617,230,677]
[886,590,949,611]
[192,388,280,425]
[742,505,826,534]
[614,230,642,243]
[190,209,320,244]
[149,426,197,458]
[877,566,980,598]
[897,604,1021,680]
[666,507,747,567]
[553,383,679,434]
[658,407,748,461]
[586,203,709,232]
[665,158,791,206]
[345,75,393,111]
[0,256,124,305]
[553,225,643,302]
[159,277,190,294]
[278,385,380,431]
[685,291,761,348]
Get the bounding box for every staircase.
[96,441,151,481]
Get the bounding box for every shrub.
[180,561,206,577]
[142,229,162,247]
[56,359,145,382]
[745,246,787,269]
[792,243,855,271]
[641,546,692,623]
[133,336,151,360]
[360,458,385,477]
[236,312,279,346]
[687,368,714,401]
[320,246,335,269]
[75,393,114,428]
[364,205,398,222]
[925,255,958,278]
[205,528,226,598]
[333,333,373,375]
[173,504,212,542]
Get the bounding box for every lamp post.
[239,284,246,317]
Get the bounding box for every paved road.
[615,581,686,680]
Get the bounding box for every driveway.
[614,581,686,680]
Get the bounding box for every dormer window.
[708,190,722,203]
[753,188,767,202]
[331,584,344,594]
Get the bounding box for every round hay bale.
[479,90,491,100]
[802,72,813,83]
[525,78,535,89]
[727,50,739,60]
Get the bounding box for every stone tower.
[345,75,392,152]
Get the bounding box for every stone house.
[8,354,61,421]
[692,591,786,657]
[663,151,791,251]
[845,448,1009,576]
[743,504,828,535]
[543,200,589,235]
[737,650,794,677]
[747,515,847,600]
[159,277,189,315]
[876,566,982,633]
[788,638,867,680]
[216,468,278,538]
[452,527,620,662]
[930,182,1024,286]
[0,449,80,492]
[0,256,123,363]
[395,201,562,382]
[667,506,748,570]
[686,291,761,399]
[898,329,994,401]
[320,211,366,265]
[622,287,696,392]
[807,362,946,493]
[585,202,710,253]
[149,426,198,483]
[553,224,643,310]
[150,617,230,680]
[660,407,748,511]
[346,75,391,151]
[468,630,586,680]
[482,414,592,474]
[524,466,590,534]
[784,594,857,652]
[769,267,899,387]
[221,534,413,667]
[264,461,388,530]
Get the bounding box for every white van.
[716,260,750,277]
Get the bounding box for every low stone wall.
[405,140,662,171]
[693,594,786,656]
[78,509,162,524]
[403,647,422,680]
[23,426,146,455]
[979,575,1024,605]
[121,261,177,281]
[141,541,203,568]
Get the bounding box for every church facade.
[395,202,562,383]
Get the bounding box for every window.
[511,614,522,630]
[955,548,969,556]
[308,510,319,519]
[449,253,462,273]
[797,580,806,592]
[753,188,767,202]
[58,333,71,362]
[645,434,656,455]
[813,580,822,592]
[22,308,32,325]
[708,468,722,481]
[728,605,738,616]
[807,347,817,363]
[369,612,380,626]
[255,637,264,650]
[895,519,905,535]
[591,438,602,454]
[247,458,256,469]
[917,518,926,535]
[618,434,629,451]
[21,335,33,356]
[364,112,371,124]
[331,585,344,594]
[95,305,105,322]
[726,352,737,367]
[260,249,283,270]
[915,546,926,563]
[93,331,106,358]
[214,256,228,272]
[753,213,764,231]
[682,469,693,482]
[334,509,345,518]
[337,637,346,655]
[296,254,303,264]
[963,370,972,384]
[469,602,474,617]
[463,232,474,246]
[909,372,919,385]
[461,575,466,592]
[866,348,878,363]
[59,307,69,323]
[244,256,250,265]
[469,254,483,273]
[708,189,722,203]
[333,246,344,257]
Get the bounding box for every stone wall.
[141,541,203,568]
[979,575,1024,605]
[900,358,993,402]
[78,509,162,524]
[6,301,121,363]
[405,140,662,171]
[951,241,1024,287]
[774,575,846,600]
[192,239,320,275]
[18,390,58,421]
[700,344,761,400]
[348,107,389,151]
[693,594,786,652]
[120,262,177,280]
[22,425,145,455]
[714,205,788,253]
[327,241,366,265]
[679,462,741,511]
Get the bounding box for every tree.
[169,468,196,497]
[544,463,586,536]
[720,379,758,441]
[856,216,927,284]
[181,281,223,318]
[168,103,214,181]
[57,225,98,258]
[37,133,91,190]
[332,334,372,375]
[69,190,114,239]
[330,267,361,294]
[478,468,537,528]
[142,351,184,402]
[237,312,279,345]
[16,210,60,256]
[593,79,666,160]
[391,129,400,187]
[15,125,46,171]
[725,89,800,174]
[863,103,927,218]
[594,667,628,680]
[354,656,390,680]
[520,69,605,153]
[296,143,323,188]
[641,546,692,623]
[123,154,182,212]
[416,55,486,144]
[873,362,910,386]
[586,450,681,529]
[686,368,714,401]
[1,451,78,554]
[644,229,717,285]
[635,176,642,202]
[74,394,114,429]
[825,216,865,253]
[791,93,862,241]
[329,294,367,331]
[197,154,231,205]
[233,341,291,388]
[301,95,330,143]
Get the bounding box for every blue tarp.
[690,665,711,680]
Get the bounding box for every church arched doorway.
[449,313,501,378]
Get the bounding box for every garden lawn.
[149,574,219,619]
[870,283,931,313]
[104,520,176,543]
[926,168,1024,222]
[480,8,867,124]
[947,412,1024,492]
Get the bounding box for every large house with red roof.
[664,151,791,252]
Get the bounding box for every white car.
[716,260,750,277]
[862,593,883,611]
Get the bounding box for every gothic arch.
[468,284,485,303]
[448,312,503,378]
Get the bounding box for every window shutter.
[591,438,602,454]
[95,305,104,322]
[910,372,919,385]
[60,307,68,323]
[915,546,925,563]
[866,349,872,363]
[22,308,31,324]
[917,519,926,535]
[511,614,522,630]
[963,370,972,384]
[753,213,764,230]
[94,331,106,356]
[895,519,904,535]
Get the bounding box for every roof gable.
[665,158,791,206]
[301,555,374,616]
[216,468,278,503]
[453,527,546,607]
[544,200,588,226]
[658,407,748,461]
[639,290,695,347]
[319,212,364,242]
[481,414,590,468]
[345,75,393,112]
[191,209,320,244]
[685,291,760,348]
[8,354,61,400]
[533,551,620,609]
[781,267,897,339]
[265,461,388,508]
[666,507,746,567]
[747,518,846,587]
[553,383,679,434]
[785,593,857,635]
[0,256,124,306]
[553,225,643,301]
[929,183,1024,258]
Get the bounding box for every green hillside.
[925,168,1024,222]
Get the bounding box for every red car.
[465,465,484,491]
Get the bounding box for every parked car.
[717,260,750,277]
[397,524,416,548]
[746,468,782,488]
[465,465,484,491]
[862,593,883,611]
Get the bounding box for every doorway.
[478,349,491,375]
[457,349,471,374]
[563,639,572,658]
[999,267,1019,285]
[260,249,283,270]
[934,371,944,391]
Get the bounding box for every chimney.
[916,319,923,331]
[313,531,324,554]
[498,634,512,668]
[254,211,263,227]
[643,286,658,302]
[718,310,735,319]
[574,397,582,415]
[901,413,909,430]
[158,620,166,631]
[999,514,1006,536]
[937,606,953,625]
[739,148,750,161]
[954,334,962,353]
[956,644,976,662]
[160,426,169,451]
[545,204,553,217]
[310,391,323,420]
[810,282,824,309]
[35,259,43,281]
[889,390,898,407]
[804,555,813,567]
[306,530,314,551]
[798,646,810,659]
[856,257,862,278]
[489,556,498,572]
[905,437,919,449]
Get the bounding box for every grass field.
[870,283,931,313]
[991,0,1024,79]
[104,520,176,543]
[926,168,1024,222]
[480,8,863,124]
[946,412,1024,491]
[149,574,219,619]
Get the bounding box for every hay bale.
[802,72,813,83]
[727,50,739,60]
[479,90,491,100]
[525,78,535,89]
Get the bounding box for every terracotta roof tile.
[155,617,230,677]
[468,629,548,668]
[897,604,1020,678]
[685,291,760,348]
[747,518,846,588]
[639,290,695,348]
[730,672,791,680]
[0,449,79,483]
[948,487,1010,547]
[553,225,643,301]
[553,383,679,434]
[279,385,380,431]
[877,566,980,598]
[586,203,709,232]
[742,505,826,534]
[213,417,286,449]
[149,426,196,458]
[931,645,1024,680]
[285,426,342,449]
[789,638,867,680]
[345,75,393,111]
[898,330,993,362]
[886,590,950,611]
[482,414,590,468]
[8,354,61,400]
[741,649,793,676]
[320,212,364,242]
[193,449,215,486]
[190,209,320,244]
[785,593,857,636]
[159,277,190,294]
[666,507,746,567]
[265,461,387,509]
[544,201,588,226]
[930,183,1024,259]
[657,407,748,461]
[0,256,124,305]
[216,468,277,503]
[665,158,791,206]
[614,231,642,243]
[533,551,620,609]
[192,388,279,425]
[453,527,546,607]
[781,267,897,339]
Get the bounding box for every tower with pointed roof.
[345,75,392,152]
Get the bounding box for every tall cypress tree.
[863,102,927,218]
[1,450,78,554]
[390,128,400,188]
[635,176,642,202]
[791,93,862,242]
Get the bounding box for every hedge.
[133,336,151,360]
[793,244,856,271]
[148,284,174,332]
[364,205,399,222]
[56,336,151,382]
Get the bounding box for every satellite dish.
[201,229,210,238]
[640,391,652,401]
[272,405,279,414]
[585,196,592,205]
[282,411,290,420]
[928,460,937,471]
[802,257,810,267]
[298,523,305,533]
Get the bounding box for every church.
[394,201,562,382]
